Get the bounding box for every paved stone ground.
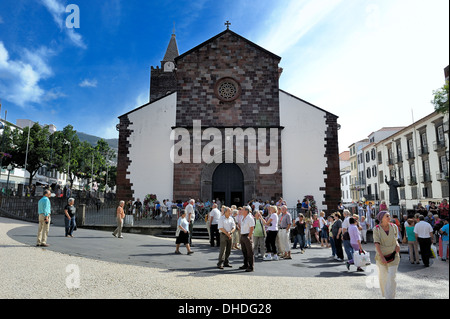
[0,217,448,300]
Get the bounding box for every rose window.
[215,77,241,102]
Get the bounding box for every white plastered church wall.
[126,93,177,202]
[279,90,328,211]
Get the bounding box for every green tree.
[71,141,94,189]
[432,80,449,114]
[0,124,15,171]
[52,125,81,187]
[94,139,116,191]
[10,123,52,186]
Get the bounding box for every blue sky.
[0,0,449,152]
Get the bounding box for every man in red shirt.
[439,199,449,219]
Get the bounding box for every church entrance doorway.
[212,163,244,207]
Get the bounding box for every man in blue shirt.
[36,190,52,247]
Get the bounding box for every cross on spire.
[225,20,231,30]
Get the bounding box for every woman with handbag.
[175,210,194,255]
[373,211,401,299]
[346,217,365,271]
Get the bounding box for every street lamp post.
[90,152,94,193]
[64,140,71,186]
[6,164,13,196]
[24,125,31,188]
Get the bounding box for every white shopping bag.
[354,250,371,268]
[431,245,437,258]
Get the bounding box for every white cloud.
[40,0,65,26]
[40,0,86,49]
[257,0,343,56]
[43,88,67,101]
[0,42,54,107]
[255,0,449,152]
[96,117,120,140]
[79,78,98,88]
[135,91,149,107]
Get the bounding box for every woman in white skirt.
[373,211,401,299]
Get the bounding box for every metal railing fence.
[1,196,409,229]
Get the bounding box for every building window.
[423,159,431,182]
[398,167,404,184]
[437,124,445,143]
[387,148,394,165]
[396,143,402,161]
[423,159,430,175]
[440,155,448,173]
[371,148,376,161]
[215,77,241,102]
[407,138,414,158]
[390,168,396,178]
[421,132,428,150]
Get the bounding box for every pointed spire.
[162,27,179,62]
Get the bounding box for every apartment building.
[339,151,352,204]
[376,111,448,209]
[348,139,368,202]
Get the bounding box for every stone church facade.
[116,28,341,212]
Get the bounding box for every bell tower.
[149,30,179,102]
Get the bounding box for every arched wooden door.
[212,163,244,207]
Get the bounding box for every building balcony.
[355,181,366,188]
[407,176,417,186]
[418,145,429,156]
[386,158,394,166]
[395,154,403,163]
[433,140,447,152]
[405,151,415,160]
[420,173,432,183]
[363,194,379,201]
[436,171,449,182]
[351,178,366,191]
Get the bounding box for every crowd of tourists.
[171,197,328,271]
[33,191,448,299]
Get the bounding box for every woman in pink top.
[347,217,364,271]
[312,214,320,244]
